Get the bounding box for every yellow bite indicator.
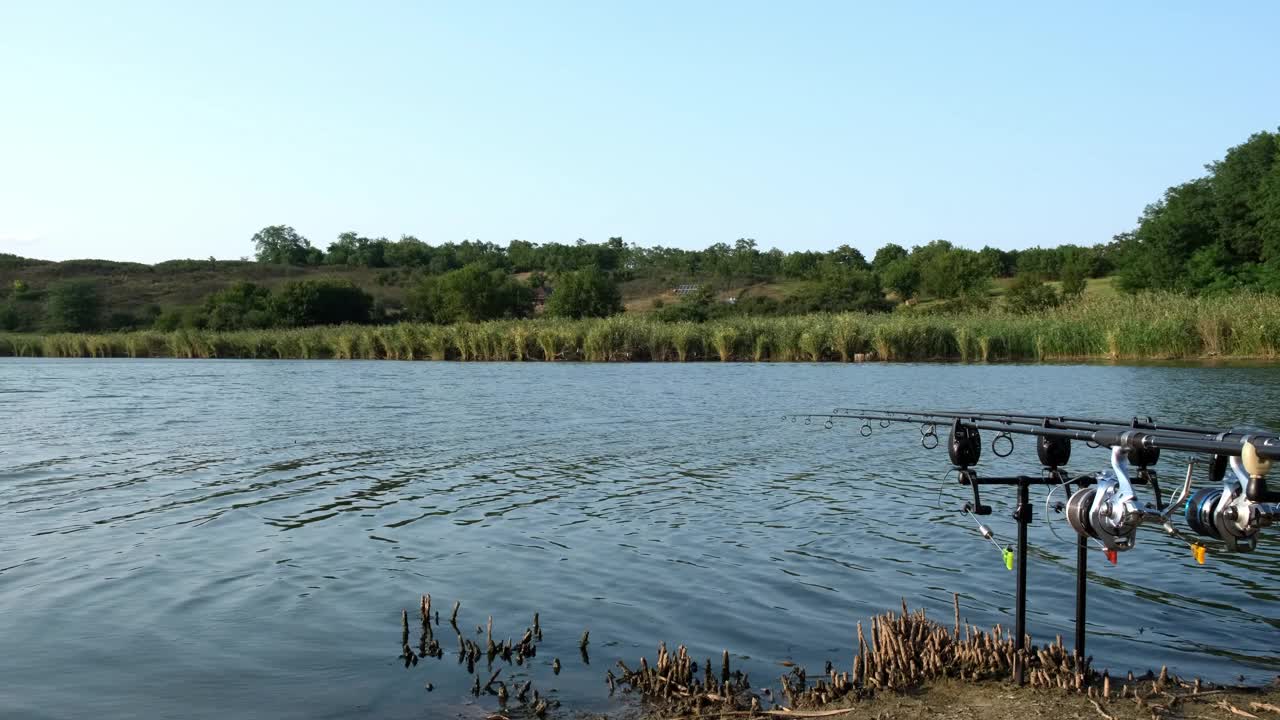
[1192,543,1206,564]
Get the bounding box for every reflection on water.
[1,359,1278,719]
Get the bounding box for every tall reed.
[4,292,1279,363]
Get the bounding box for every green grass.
[5,292,1280,362]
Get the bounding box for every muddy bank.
[398,593,1278,720]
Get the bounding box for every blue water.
[1,359,1277,719]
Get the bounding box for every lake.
[1,359,1278,719]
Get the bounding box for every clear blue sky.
[2,1,1277,263]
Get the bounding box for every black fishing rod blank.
[834,406,1280,440]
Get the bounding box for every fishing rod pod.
[793,408,1280,552]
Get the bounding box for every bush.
[1060,263,1087,300]
[44,280,101,332]
[272,278,373,326]
[544,267,623,319]
[406,264,532,324]
[1004,274,1061,313]
[204,282,275,330]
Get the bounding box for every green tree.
[203,282,275,330]
[44,280,101,332]
[880,257,920,300]
[918,248,991,299]
[272,278,372,326]
[787,266,890,313]
[1004,273,1060,313]
[871,243,908,272]
[544,267,623,319]
[253,225,317,265]
[407,265,532,324]
[1059,261,1088,300]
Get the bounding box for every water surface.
[2,359,1278,719]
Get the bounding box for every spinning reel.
[1064,447,1143,552]
[1184,439,1280,552]
[1062,444,1176,554]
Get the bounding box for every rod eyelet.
[993,432,1014,458]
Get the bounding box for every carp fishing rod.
[785,407,1280,686]
[833,406,1280,440]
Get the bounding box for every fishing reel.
[1184,440,1280,552]
[1065,447,1141,552]
[1063,445,1178,553]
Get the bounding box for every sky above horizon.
[2,1,1278,264]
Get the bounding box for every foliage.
[272,278,373,327]
[203,282,275,330]
[1003,274,1061,313]
[1115,129,1280,293]
[544,267,623,319]
[880,258,920,300]
[915,242,992,299]
[252,225,321,265]
[8,292,1280,362]
[407,265,532,324]
[785,265,892,313]
[44,280,101,332]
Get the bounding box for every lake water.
[2,359,1278,719]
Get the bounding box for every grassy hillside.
[0,258,412,318]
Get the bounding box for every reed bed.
[4,293,1280,362]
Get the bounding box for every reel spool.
[1184,487,1222,540]
[1064,486,1096,539]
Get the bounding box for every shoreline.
[5,294,1280,364]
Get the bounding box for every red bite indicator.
[1105,549,1118,565]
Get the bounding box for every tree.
[272,278,372,326]
[1004,273,1060,313]
[407,265,532,324]
[828,244,869,271]
[880,257,920,300]
[544,267,623,319]
[44,280,101,332]
[1059,261,1088,300]
[203,282,275,330]
[871,244,909,272]
[787,266,891,313]
[918,248,992,299]
[252,225,317,265]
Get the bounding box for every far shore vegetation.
[5,292,1280,362]
[3,127,1280,364]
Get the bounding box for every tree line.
[3,126,1277,334]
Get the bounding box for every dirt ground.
[594,679,1280,720]
[773,680,1280,720]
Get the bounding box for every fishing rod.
[802,411,1280,465]
[785,406,1280,686]
[833,406,1280,440]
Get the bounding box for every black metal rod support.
[1013,477,1030,686]
[1075,532,1088,667]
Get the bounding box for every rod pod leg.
[1075,530,1087,672]
[1013,478,1030,686]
